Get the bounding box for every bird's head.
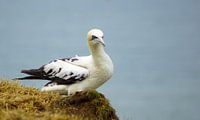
[87,29,105,48]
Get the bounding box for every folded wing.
[19,59,89,85]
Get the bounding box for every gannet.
[16,29,113,95]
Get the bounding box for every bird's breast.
[90,58,113,81]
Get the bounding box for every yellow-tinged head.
[87,29,105,48]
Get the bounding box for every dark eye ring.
[92,35,98,40]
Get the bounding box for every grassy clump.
[0,80,118,120]
[52,90,118,120]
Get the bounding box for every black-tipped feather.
[14,67,48,81]
[14,76,43,80]
[21,67,45,77]
[16,68,87,85]
[15,58,88,85]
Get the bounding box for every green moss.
[0,80,118,120]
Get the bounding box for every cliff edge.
[0,80,118,120]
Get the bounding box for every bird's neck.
[89,44,107,63]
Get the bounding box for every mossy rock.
[0,80,118,120]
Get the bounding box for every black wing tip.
[12,77,26,80]
[21,69,30,74]
[12,78,20,80]
[20,68,44,76]
[12,76,43,80]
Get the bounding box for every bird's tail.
[13,69,44,80]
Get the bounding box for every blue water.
[0,1,200,120]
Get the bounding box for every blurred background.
[0,0,200,120]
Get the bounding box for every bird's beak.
[97,37,105,47]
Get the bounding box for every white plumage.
[17,29,113,95]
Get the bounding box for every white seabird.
[16,29,114,95]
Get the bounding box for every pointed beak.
[97,37,105,47]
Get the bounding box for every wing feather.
[43,59,89,84]
[19,59,89,85]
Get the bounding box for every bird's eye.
[92,35,98,40]
[102,36,104,38]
